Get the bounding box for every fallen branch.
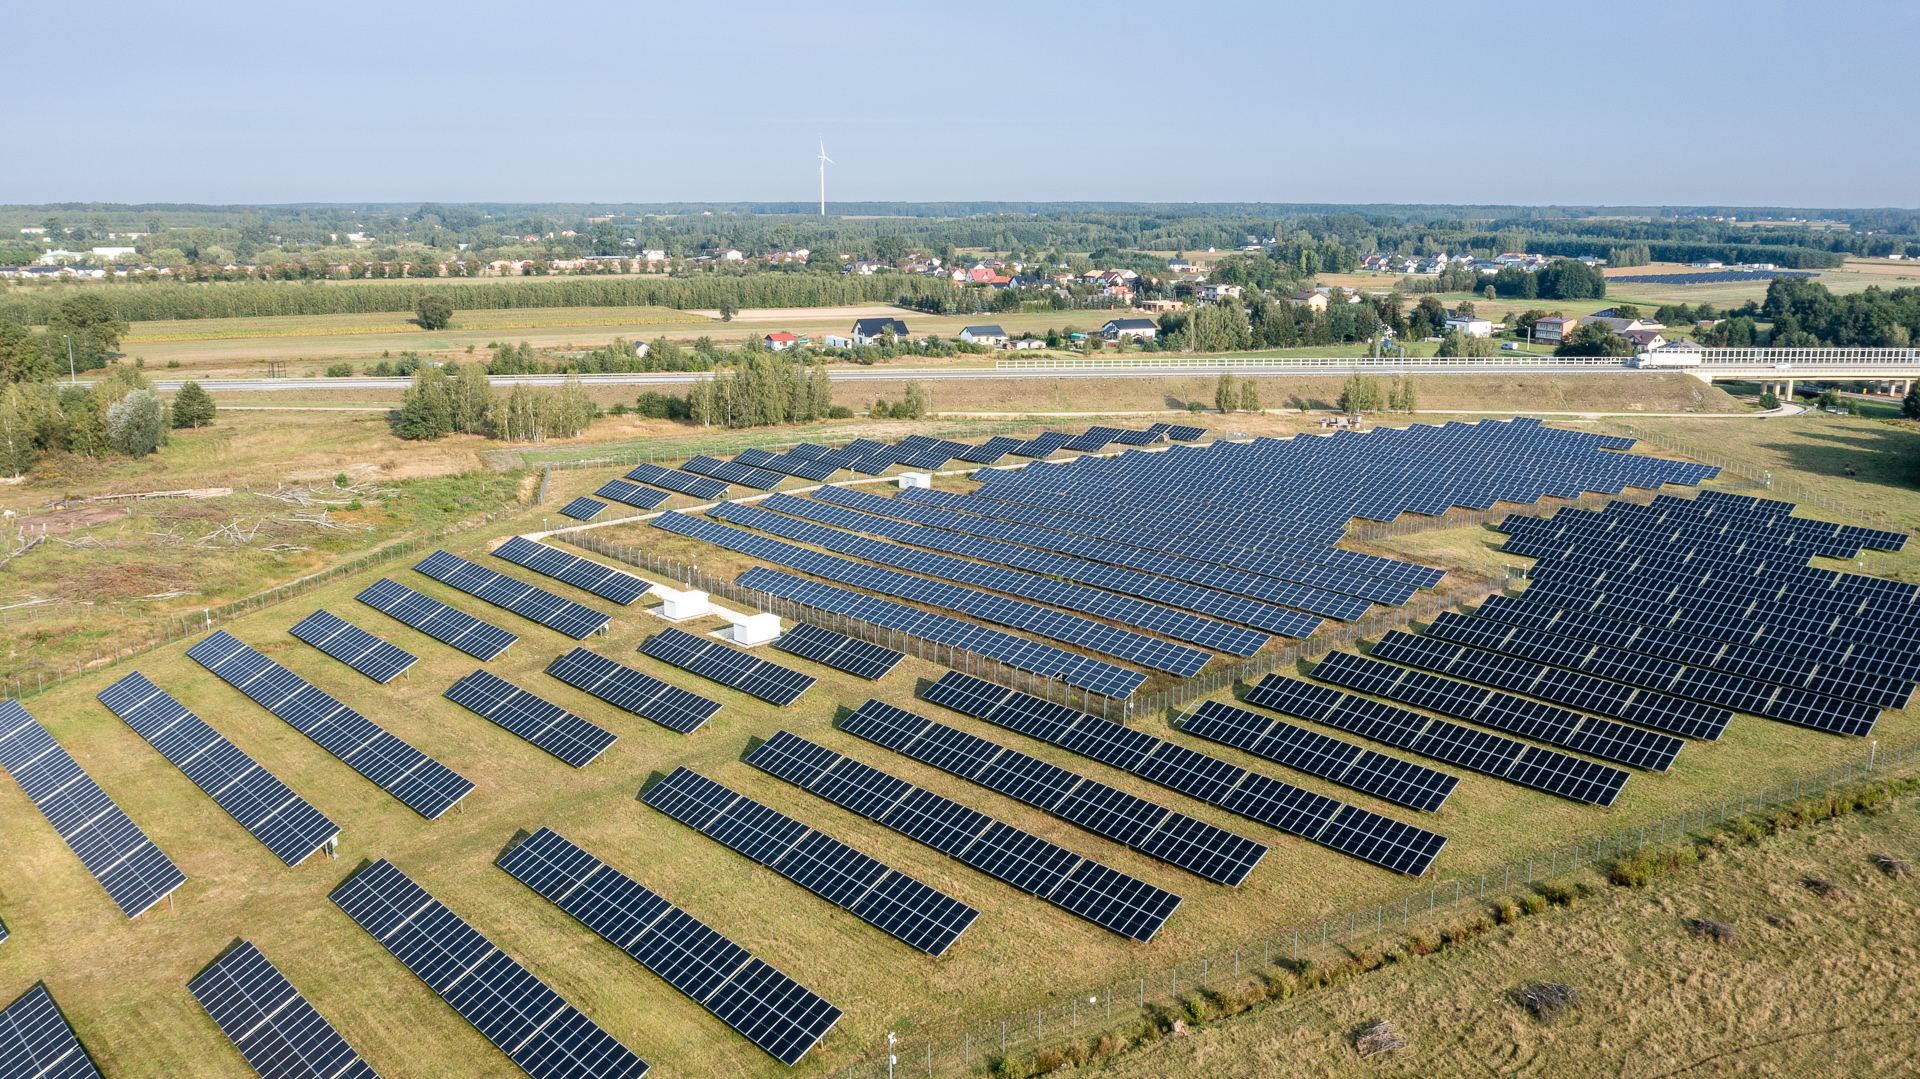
[1512,982,1579,1025]
[1356,1020,1408,1058]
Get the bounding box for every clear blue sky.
[8,0,1914,208]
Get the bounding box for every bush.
[1610,845,1699,887]
[828,405,854,419]
[325,362,354,377]
[1494,898,1519,924]
[165,359,179,368]
[1521,894,1547,915]
[1539,882,1578,907]
[990,1056,1022,1079]
[106,389,167,457]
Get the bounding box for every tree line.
[0,365,214,477]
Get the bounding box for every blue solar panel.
[560,497,611,520]
[492,537,653,606]
[415,550,610,639]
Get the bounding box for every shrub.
[1540,882,1578,907]
[1407,932,1436,955]
[827,405,854,418]
[609,402,628,415]
[165,359,180,368]
[1031,1048,1064,1073]
[1521,894,1547,915]
[990,1056,1022,1079]
[1494,898,1519,924]
[1610,846,1699,887]
[345,499,363,511]
[106,389,167,457]
[1184,995,1210,1023]
[325,362,354,377]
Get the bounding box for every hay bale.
[1687,918,1739,945]
[1873,854,1911,879]
[1511,981,1579,1025]
[1356,1020,1409,1058]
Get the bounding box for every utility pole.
[63,335,75,383]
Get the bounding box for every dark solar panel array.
[876,485,1416,609]
[497,828,843,1066]
[800,486,1357,625]
[1062,426,1125,453]
[1179,699,1458,811]
[186,631,474,819]
[1111,423,1173,446]
[917,671,1448,876]
[329,860,650,1079]
[1245,671,1630,806]
[545,648,723,733]
[0,984,102,1079]
[740,737,1182,940]
[1165,425,1207,442]
[958,436,1025,464]
[733,447,842,482]
[1308,650,1683,772]
[681,455,784,490]
[414,550,611,639]
[1369,628,1730,741]
[668,506,1205,671]
[624,463,728,501]
[492,537,653,606]
[772,622,905,681]
[592,480,669,511]
[188,940,381,1079]
[356,578,519,661]
[837,699,1268,886]
[715,498,1278,653]
[654,511,1155,697]
[638,627,817,706]
[635,769,978,956]
[97,672,340,868]
[444,670,617,767]
[290,610,417,683]
[559,497,611,521]
[1009,431,1074,458]
[0,699,187,919]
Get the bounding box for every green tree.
[50,294,129,351]
[719,297,737,322]
[0,387,37,478]
[1816,388,1842,409]
[449,362,495,434]
[1902,385,1920,419]
[1483,285,1497,303]
[1389,376,1419,413]
[1338,373,1384,414]
[1759,391,1781,410]
[62,387,108,457]
[171,380,216,429]
[105,389,166,457]
[903,380,927,419]
[0,321,53,384]
[415,295,454,331]
[1239,379,1261,413]
[395,365,453,439]
[1555,322,1635,357]
[1436,330,1497,357]
[808,363,833,419]
[1215,371,1237,412]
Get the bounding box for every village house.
[1288,290,1329,312]
[958,325,1008,346]
[1443,315,1494,338]
[764,332,801,351]
[1103,318,1158,341]
[851,317,912,346]
[1003,335,1047,350]
[1199,283,1243,302]
[1532,316,1578,343]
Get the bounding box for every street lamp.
[62,334,75,384]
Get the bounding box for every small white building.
[91,247,138,260]
[1103,318,1158,341]
[1443,316,1494,338]
[640,249,667,261]
[959,325,1008,346]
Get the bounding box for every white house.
[959,325,1008,346]
[1004,336,1046,350]
[851,317,911,346]
[1103,318,1158,341]
[720,249,744,261]
[640,249,667,261]
[1443,316,1494,338]
[1199,283,1243,302]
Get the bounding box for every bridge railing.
[995,355,1624,371]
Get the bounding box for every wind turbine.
[817,138,834,217]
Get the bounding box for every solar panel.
[747,736,1181,940]
[0,699,187,920]
[915,673,1448,876]
[1165,425,1207,441]
[838,699,1267,886]
[97,672,340,868]
[329,859,650,1079]
[0,985,102,1079]
[545,648,723,734]
[638,627,816,706]
[487,538,645,605]
[771,622,905,680]
[496,829,842,1065]
[188,940,381,1079]
[1181,699,1455,812]
[444,669,617,768]
[957,436,1024,464]
[594,480,669,511]
[186,631,474,820]
[1315,805,1449,877]
[641,763,978,956]
[356,578,518,661]
[1009,431,1074,458]
[559,497,611,521]
[681,455,784,490]
[1063,426,1124,453]
[624,462,729,501]
[289,609,418,683]
[414,550,611,639]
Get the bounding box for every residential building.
[91,247,137,260]
[1579,315,1665,333]
[850,260,888,275]
[1443,315,1494,338]
[958,325,1008,346]
[822,334,854,348]
[1621,329,1668,351]
[1532,316,1577,343]
[720,249,744,261]
[851,317,911,345]
[1138,299,1186,313]
[1288,290,1329,312]
[1004,336,1047,350]
[764,332,800,351]
[1103,318,1157,341]
[1199,283,1243,302]
[640,249,667,261]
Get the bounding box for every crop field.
[2,402,1917,1078]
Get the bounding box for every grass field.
[1083,785,1920,1078]
[3,395,1917,1077]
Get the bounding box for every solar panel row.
[356,578,519,661]
[741,735,1183,941]
[712,499,1277,655]
[838,699,1268,886]
[497,828,843,1066]
[624,463,728,501]
[0,984,102,1079]
[636,770,980,957]
[186,631,475,819]
[639,627,816,706]
[917,671,1449,876]
[444,670,618,767]
[545,648,723,733]
[188,941,380,1079]
[329,859,651,1079]
[491,537,653,606]
[770,490,1332,635]
[592,480,669,511]
[1308,650,1684,772]
[0,699,187,920]
[414,551,611,639]
[652,506,1205,675]
[680,455,784,490]
[1244,671,1631,806]
[290,610,418,683]
[772,622,905,681]
[560,497,611,521]
[1178,699,1459,811]
[96,672,341,867]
